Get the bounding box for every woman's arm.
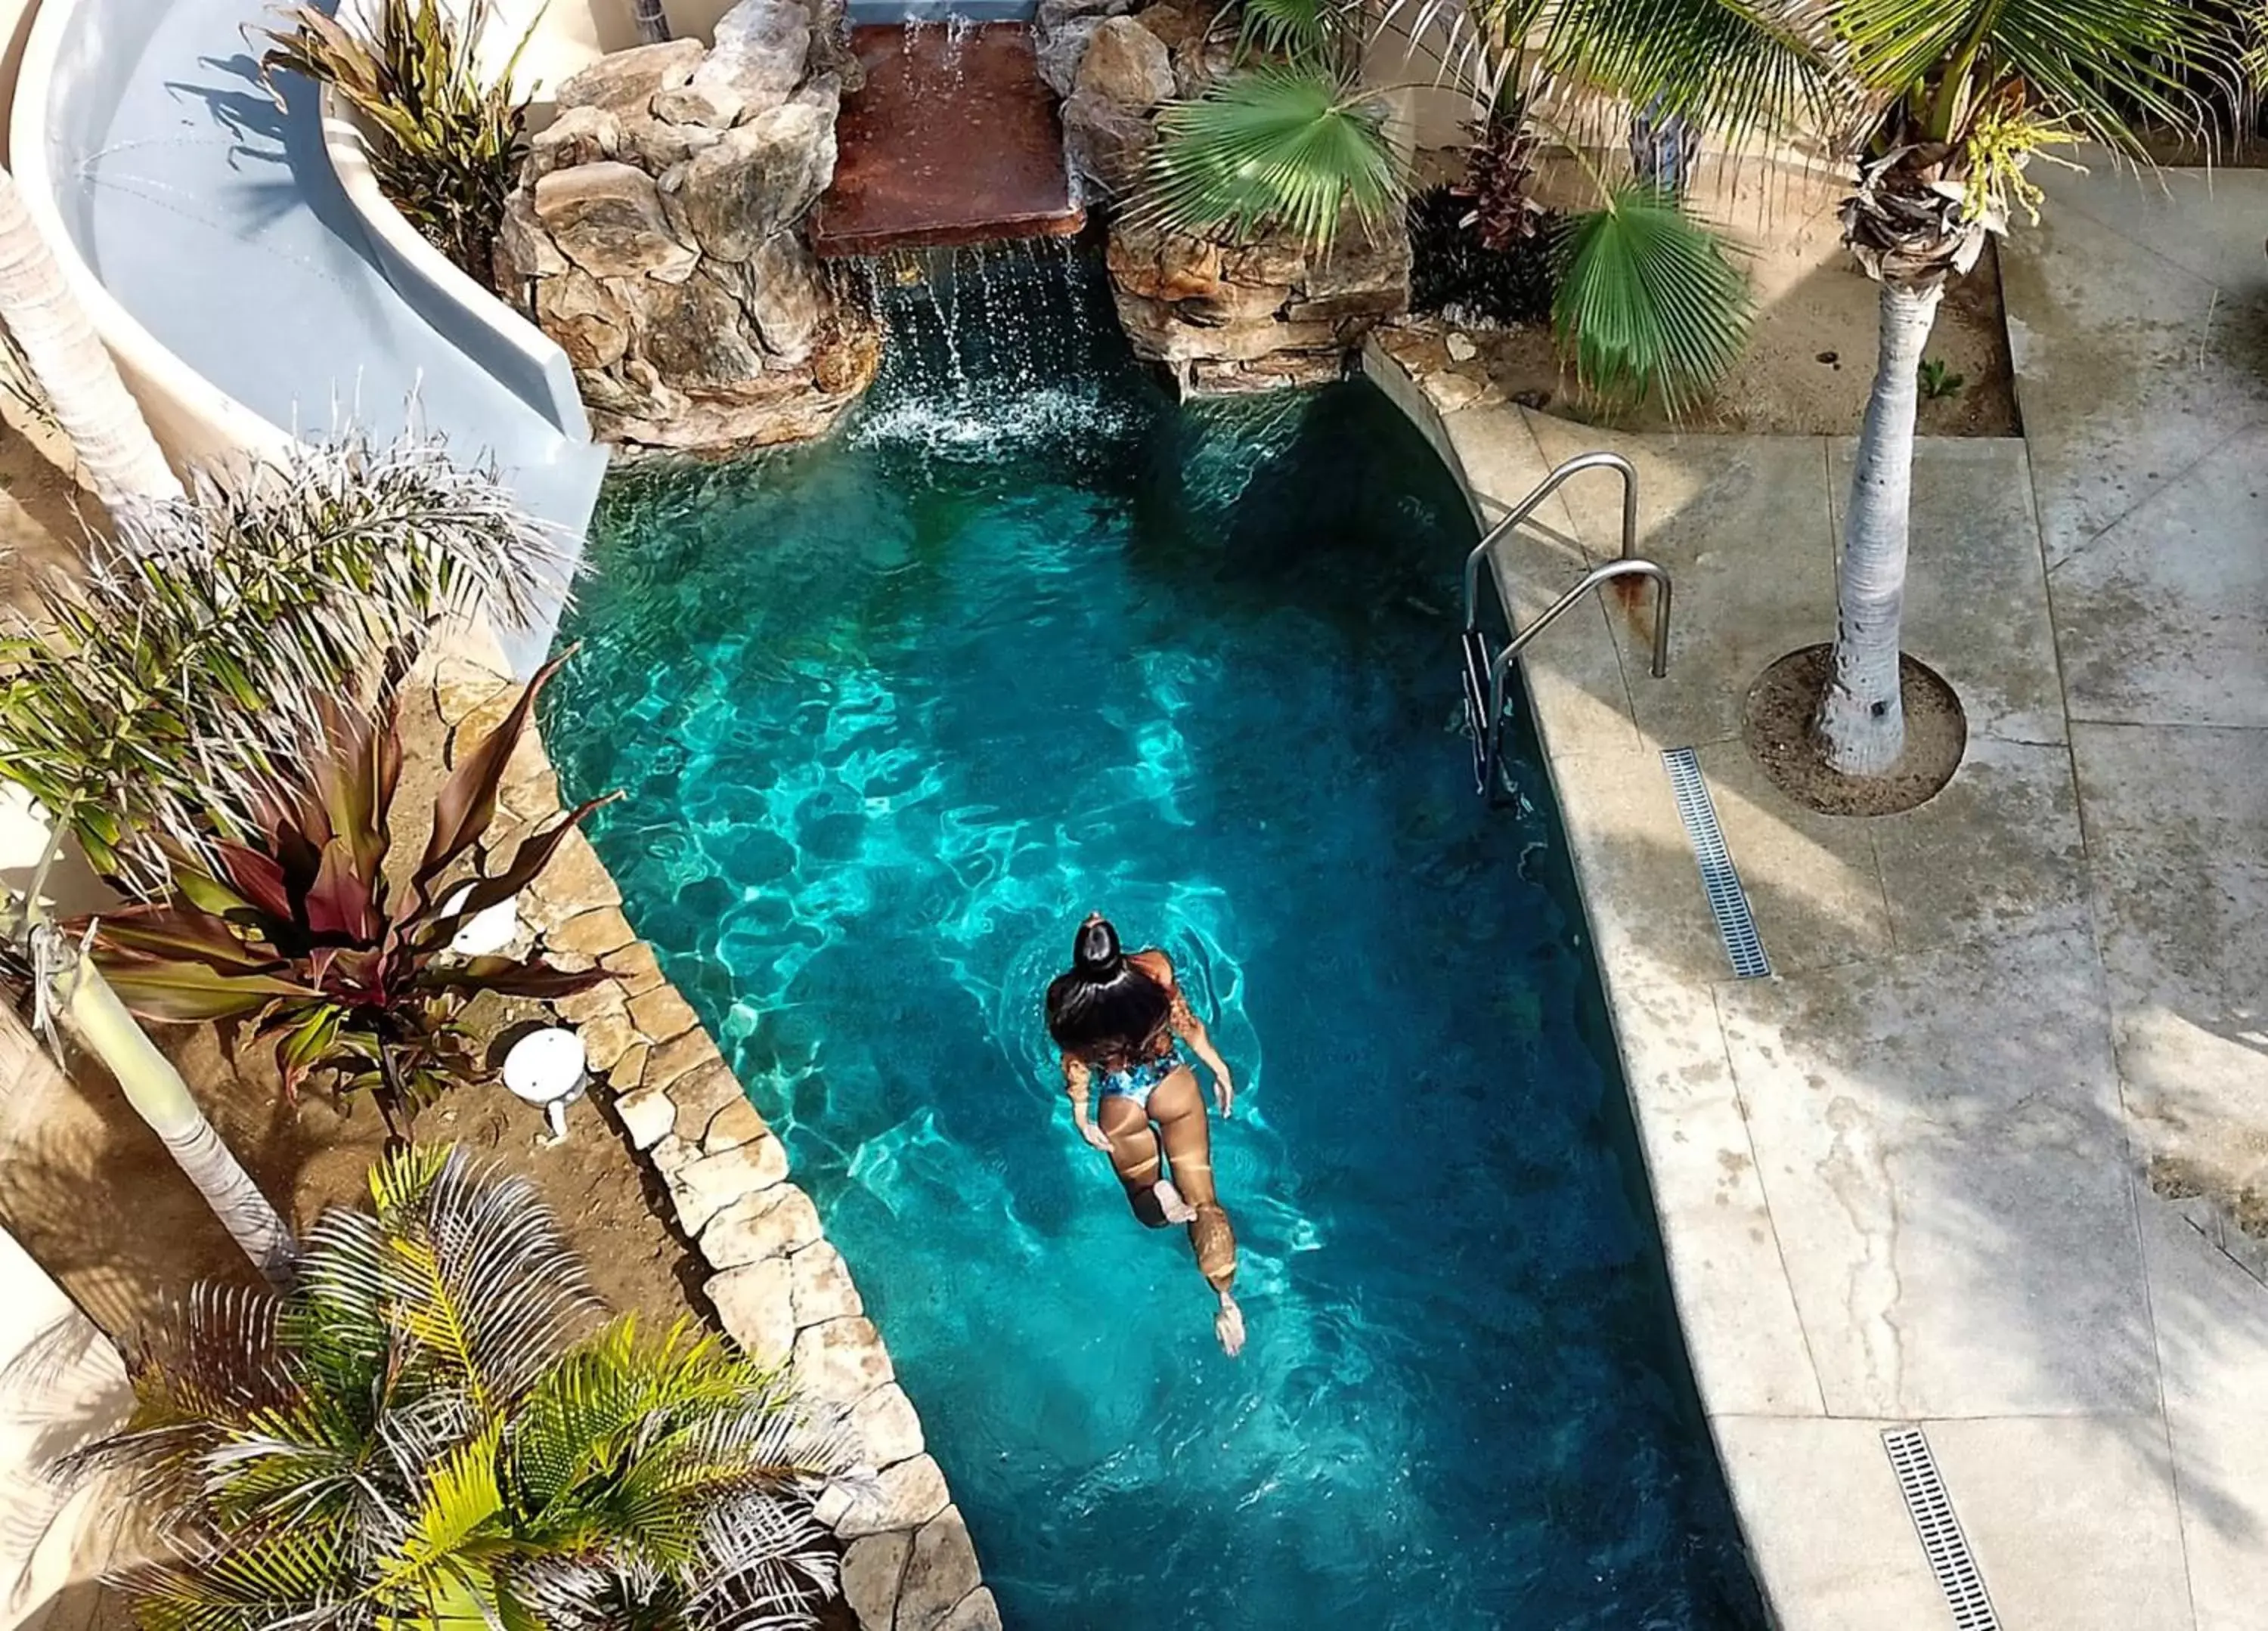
[1062,1054,1111,1151]
[1163,969,1235,1119]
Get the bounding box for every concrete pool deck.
[1370,159,2268,1629]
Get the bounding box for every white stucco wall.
[1365,3,1486,159]
[0,1020,130,1631]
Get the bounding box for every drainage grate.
[1660,748,1770,979]
[1882,1427,2000,1630]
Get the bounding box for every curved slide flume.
[11,0,609,674]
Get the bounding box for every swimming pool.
[545,251,1761,1630]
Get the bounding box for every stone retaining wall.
[435,657,997,1631]
[1039,0,1410,393]
[496,2,883,453]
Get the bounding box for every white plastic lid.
[503,1026,587,1105]
[442,883,520,957]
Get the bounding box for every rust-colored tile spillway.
[808,23,1084,256]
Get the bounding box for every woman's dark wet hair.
[1046,915,1170,1060]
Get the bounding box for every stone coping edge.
[433,655,999,1631]
[1359,339,1790,1626]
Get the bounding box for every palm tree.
[0,168,297,1280]
[84,1145,854,1629]
[0,167,182,513]
[1805,0,2232,773]
[1140,0,1830,410]
[0,172,561,1281]
[0,432,559,1287]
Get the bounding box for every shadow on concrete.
[1434,395,2268,1606]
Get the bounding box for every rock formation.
[1036,0,1408,394]
[495,1,879,453]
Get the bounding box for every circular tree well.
[1744,644,1966,816]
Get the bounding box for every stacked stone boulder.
[431,658,999,1631]
[495,0,881,453]
[1039,0,1410,393]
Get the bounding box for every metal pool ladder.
[1460,451,1674,797]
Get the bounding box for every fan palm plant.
[86,1145,855,1629]
[1145,67,1405,252]
[1140,0,1830,410]
[1140,0,1394,253]
[1792,0,2235,773]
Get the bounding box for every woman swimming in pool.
[1046,914,1244,1356]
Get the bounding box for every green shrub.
[262,0,533,290]
[88,1146,854,1629]
[1407,185,1557,328]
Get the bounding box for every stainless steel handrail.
[1457,452,1672,800]
[1461,450,1641,627]
[1489,559,1674,713]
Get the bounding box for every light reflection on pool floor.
[546,255,1761,1631]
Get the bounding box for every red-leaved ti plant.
[86,651,619,1131]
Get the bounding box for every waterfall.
[835,237,1135,456]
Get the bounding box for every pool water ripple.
[547,258,1760,1630]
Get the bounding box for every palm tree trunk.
[50,940,297,1288]
[1817,277,1942,776]
[631,0,671,43]
[0,168,183,514]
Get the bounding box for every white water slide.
[12,0,609,672]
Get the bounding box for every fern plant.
[85,1146,856,1630]
[262,0,534,289]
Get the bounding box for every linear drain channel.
[1882,1427,2000,1629]
[1660,748,1770,979]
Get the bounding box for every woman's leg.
[1148,1072,1244,1356]
[1098,1094,1194,1228]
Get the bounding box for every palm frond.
[1139,67,1405,252]
[0,432,565,892]
[1551,190,1753,413]
[96,1149,852,1631]
[505,1323,658,1520]
[115,1527,364,1631]
[1836,0,2235,152]
[1526,0,1841,153]
[373,1422,507,1609]
[406,1153,603,1402]
[370,1141,454,1218]
[688,1499,842,1631]
[1236,0,1345,66]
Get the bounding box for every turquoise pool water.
[546,253,1759,1629]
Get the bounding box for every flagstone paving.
[1368,156,2268,1629]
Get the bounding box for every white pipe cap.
[442,883,521,956]
[503,1026,587,1106]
